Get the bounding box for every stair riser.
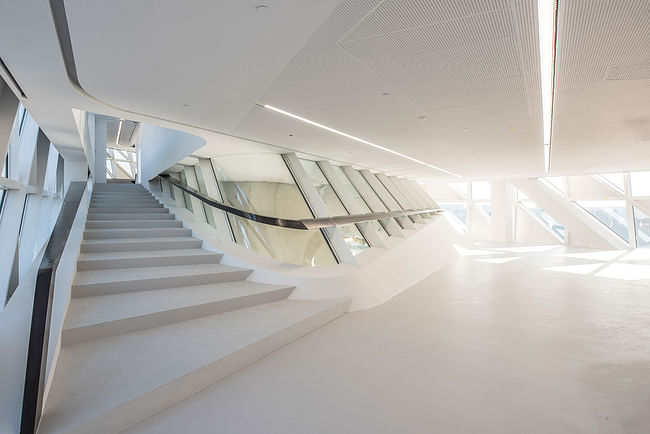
[83,229,192,239]
[88,208,168,214]
[91,194,154,199]
[76,252,223,271]
[85,220,182,229]
[62,299,349,434]
[72,269,252,297]
[62,287,294,346]
[80,239,202,253]
[90,201,160,207]
[87,214,175,221]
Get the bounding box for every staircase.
[38,183,349,434]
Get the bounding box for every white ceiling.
[1,0,649,180]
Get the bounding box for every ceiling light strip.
[261,104,460,177]
[538,0,558,173]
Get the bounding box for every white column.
[94,118,107,183]
[0,81,19,163]
[490,180,515,244]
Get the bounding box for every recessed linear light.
[261,104,461,177]
[115,119,123,145]
[538,0,557,172]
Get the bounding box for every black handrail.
[157,175,442,230]
[20,181,86,434]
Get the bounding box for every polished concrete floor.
[127,245,650,434]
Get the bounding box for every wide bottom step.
[39,298,350,434]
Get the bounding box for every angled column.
[197,158,233,241]
[317,161,385,248]
[361,170,415,229]
[283,153,357,265]
[342,166,404,237]
[0,79,19,164]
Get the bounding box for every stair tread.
[81,236,198,245]
[65,281,294,331]
[40,298,347,434]
[78,248,219,262]
[74,263,249,286]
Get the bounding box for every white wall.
[138,125,206,186]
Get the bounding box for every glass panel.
[438,202,467,233]
[600,173,624,192]
[179,170,193,211]
[543,177,565,193]
[299,159,348,216]
[210,154,336,265]
[194,165,216,227]
[576,200,629,242]
[634,207,650,247]
[115,161,133,178]
[299,159,370,255]
[520,201,565,240]
[330,166,371,213]
[631,172,650,196]
[330,166,389,241]
[471,181,491,200]
[340,224,370,255]
[478,202,492,217]
[346,169,400,233]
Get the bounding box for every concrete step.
[80,237,202,253]
[62,281,295,345]
[71,263,252,297]
[39,298,349,434]
[76,248,222,271]
[83,227,192,240]
[85,220,182,229]
[91,194,155,199]
[90,200,161,207]
[88,207,169,214]
[94,184,146,191]
[87,213,176,221]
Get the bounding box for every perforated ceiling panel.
[235,0,544,179]
[551,0,650,174]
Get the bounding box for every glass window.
[345,169,401,233]
[438,202,467,233]
[600,173,625,192]
[193,165,216,228]
[479,203,492,217]
[179,170,193,212]
[631,172,650,196]
[633,207,650,247]
[210,154,336,265]
[330,165,389,241]
[576,200,629,242]
[520,201,565,240]
[471,181,491,200]
[299,159,369,255]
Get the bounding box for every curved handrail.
[156,175,442,230]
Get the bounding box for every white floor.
[126,245,650,434]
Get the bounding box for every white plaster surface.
[127,245,650,434]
